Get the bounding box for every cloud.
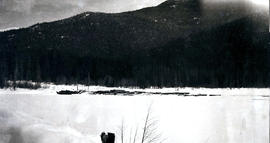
[0,0,165,29]
[1,0,267,29]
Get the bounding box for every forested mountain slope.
[0,0,268,87]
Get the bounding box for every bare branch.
[133,126,138,143]
[117,103,164,143]
[121,120,124,143]
[141,105,151,143]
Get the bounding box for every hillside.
[0,0,269,87]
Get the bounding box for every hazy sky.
[0,0,269,30]
[0,0,165,29]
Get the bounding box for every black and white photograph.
[0,0,269,143]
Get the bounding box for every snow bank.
[2,83,269,96]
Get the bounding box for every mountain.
[0,0,269,87]
[150,18,269,87]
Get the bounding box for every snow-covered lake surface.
[0,85,269,143]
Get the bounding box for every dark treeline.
[0,17,269,88]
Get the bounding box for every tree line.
[0,18,269,88]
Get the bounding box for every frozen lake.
[0,87,269,143]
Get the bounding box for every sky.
[0,0,165,30]
[0,0,269,30]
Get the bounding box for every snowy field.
[0,85,269,143]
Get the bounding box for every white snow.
[0,27,19,32]
[0,85,269,143]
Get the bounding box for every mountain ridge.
[0,0,269,87]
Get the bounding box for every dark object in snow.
[104,90,130,95]
[92,90,192,96]
[101,132,115,143]
[92,90,140,95]
[194,94,207,97]
[151,92,190,96]
[56,90,85,95]
[92,90,223,97]
[177,92,190,95]
[209,94,221,96]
